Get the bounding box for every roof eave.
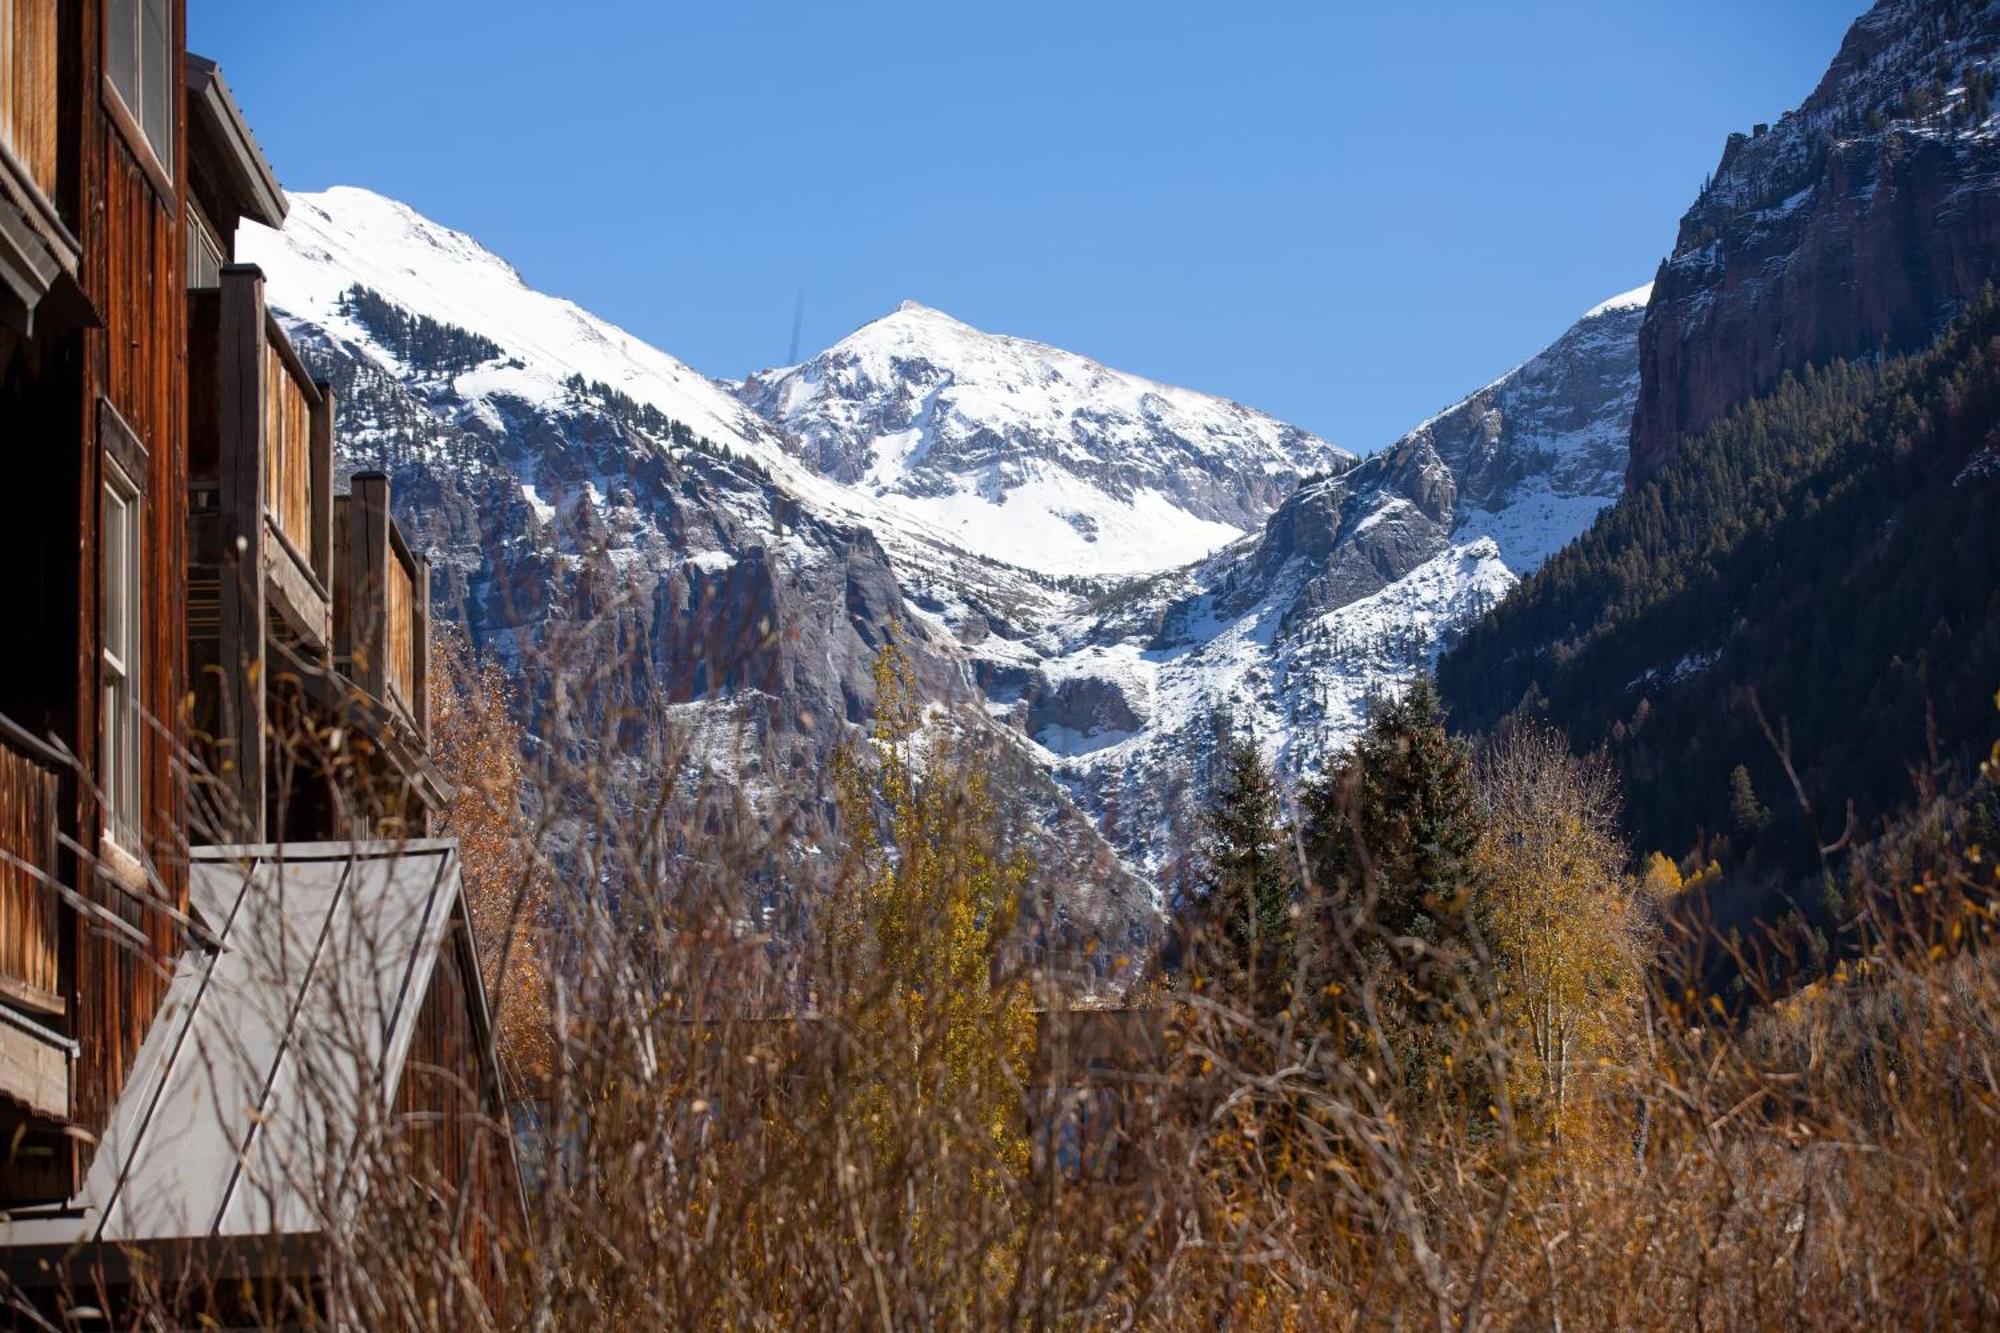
[185,54,288,231]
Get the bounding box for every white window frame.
[101,456,142,854]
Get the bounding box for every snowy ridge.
[240,190,1038,589]
[243,188,783,469]
[980,287,1649,874]
[1583,282,1654,320]
[740,302,1349,576]
[247,183,1648,898]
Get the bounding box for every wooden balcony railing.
[0,713,64,1017]
[385,526,418,713]
[0,0,58,205]
[263,317,319,567]
[335,473,431,747]
[188,267,334,645]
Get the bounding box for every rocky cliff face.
[980,289,1648,875]
[739,302,1348,576]
[1631,0,2000,481]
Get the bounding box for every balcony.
[335,473,432,748]
[189,264,334,653]
[187,265,335,838]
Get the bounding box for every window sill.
[98,833,149,895]
[99,74,175,210]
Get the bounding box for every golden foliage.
[430,622,556,1094]
[1641,849,1685,897]
[831,629,1036,1194]
[1478,726,1649,1152]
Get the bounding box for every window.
[186,204,222,288]
[106,0,173,175]
[101,458,141,850]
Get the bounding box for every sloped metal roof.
[0,840,483,1248]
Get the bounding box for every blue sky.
[192,1,1866,451]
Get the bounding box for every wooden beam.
[346,471,390,704]
[311,378,334,593]
[412,551,430,748]
[216,264,267,843]
[263,516,330,654]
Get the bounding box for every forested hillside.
[1440,289,2000,895]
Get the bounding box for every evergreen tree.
[1304,680,1485,948]
[1729,764,1771,836]
[1197,737,1293,1013]
[1298,679,1491,1107]
[1439,289,2000,912]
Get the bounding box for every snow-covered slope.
[245,187,787,471]
[740,302,1348,575]
[974,287,1650,874]
[241,183,1647,908]
[237,187,1160,969]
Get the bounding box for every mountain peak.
[740,302,1349,576]
[1583,282,1653,321]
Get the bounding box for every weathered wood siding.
[262,318,312,559]
[0,0,59,201]
[70,0,189,1143]
[393,917,523,1306]
[385,538,415,713]
[0,723,61,1012]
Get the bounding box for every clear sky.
[191,1,1868,452]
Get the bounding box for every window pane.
[101,475,141,843]
[141,0,171,170]
[107,0,138,112]
[123,515,141,833]
[104,488,127,662]
[103,679,119,838]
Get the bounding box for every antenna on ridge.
[787,286,806,366]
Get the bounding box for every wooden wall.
[392,912,525,1307]
[66,0,190,1143]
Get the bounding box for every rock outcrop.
[1631,0,2000,481]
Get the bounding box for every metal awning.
[0,840,479,1249]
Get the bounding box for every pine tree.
[1729,763,1771,836]
[1298,679,1490,1106]
[1305,680,1485,947]
[1198,736,1294,1013]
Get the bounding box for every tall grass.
[14,596,1999,1329]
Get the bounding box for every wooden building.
[180,57,443,847]
[0,2,517,1320]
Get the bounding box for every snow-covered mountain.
[238,188,1162,970]
[240,183,1647,920]
[740,302,1348,576]
[974,287,1650,874]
